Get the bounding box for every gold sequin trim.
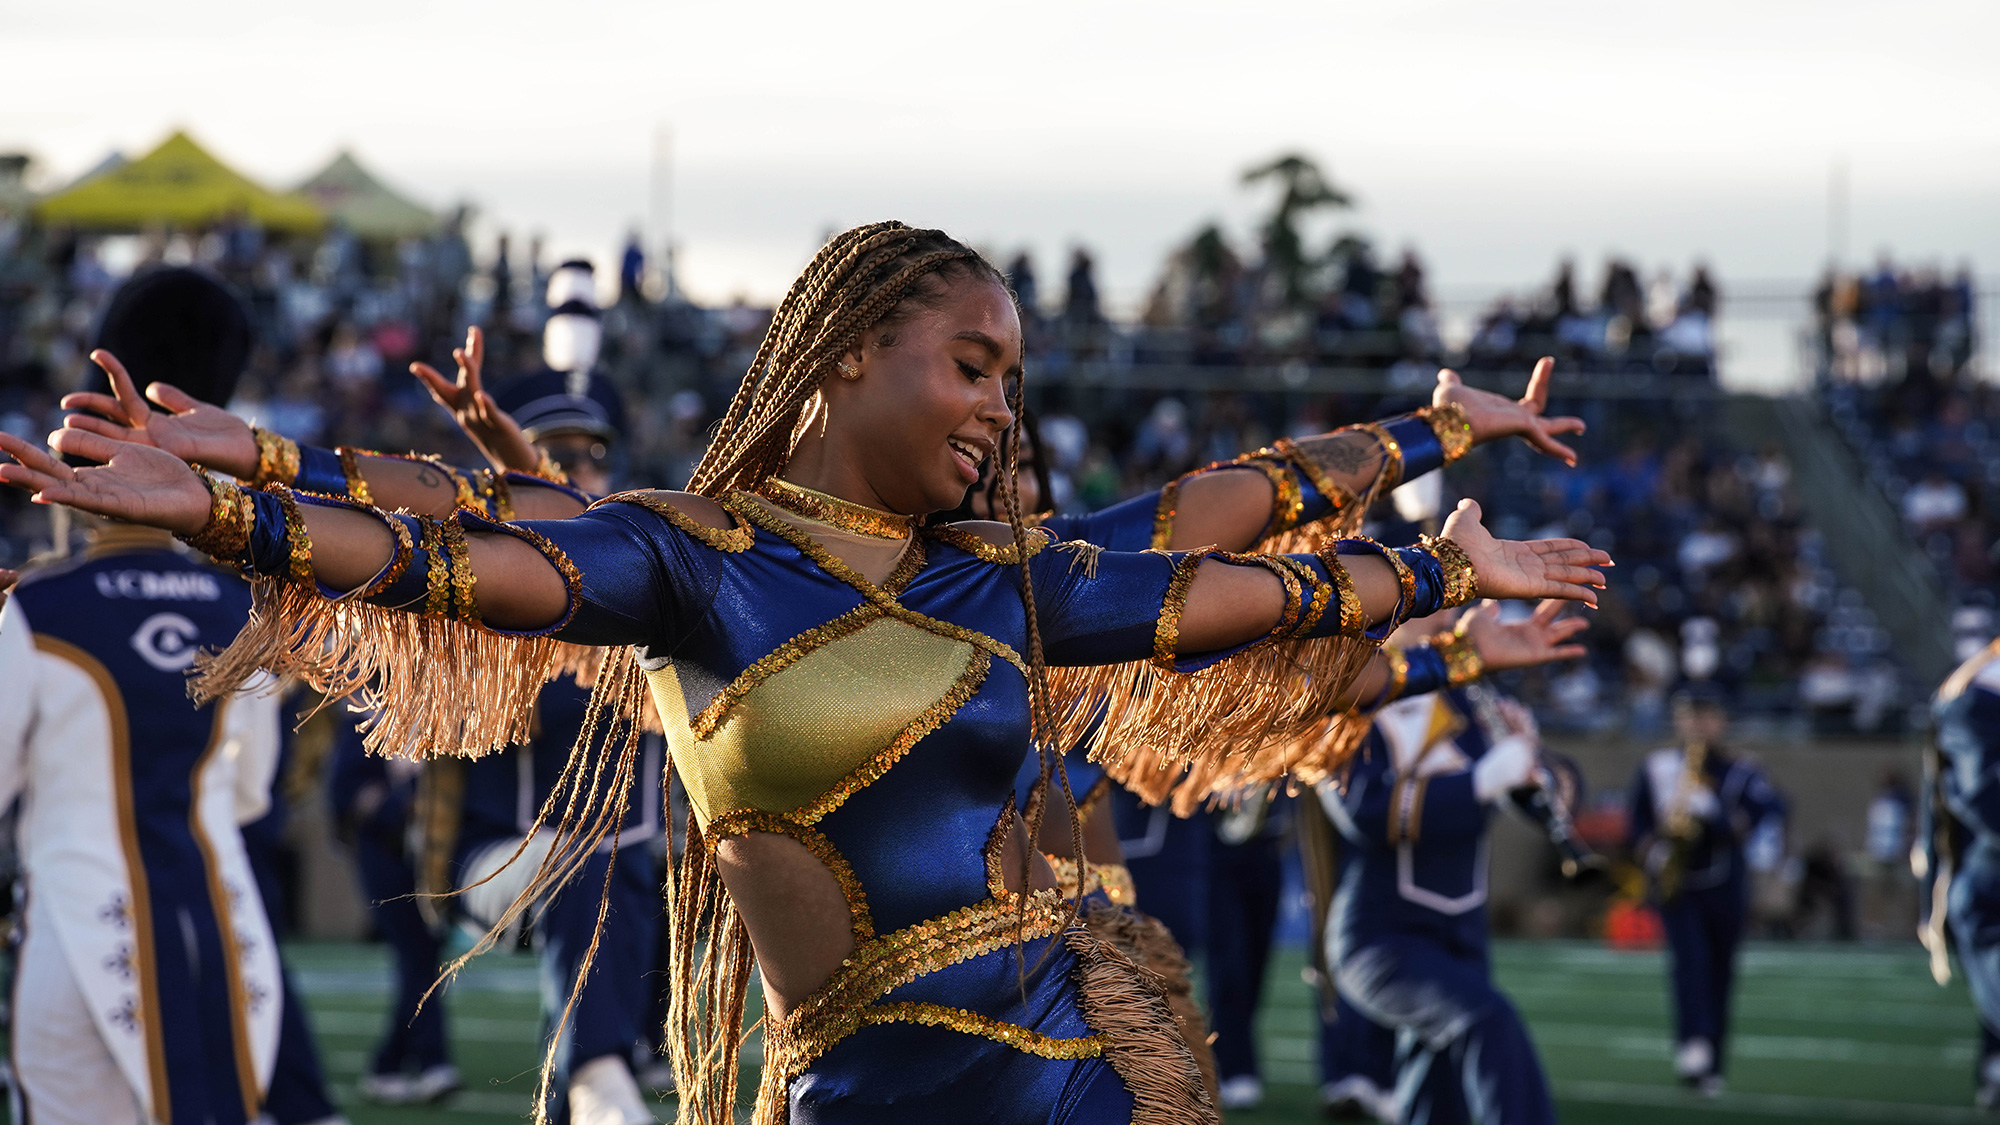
[1417,402,1474,464]
[270,487,314,585]
[417,517,450,617]
[764,890,1073,1081]
[440,515,479,624]
[532,449,570,486]
[1430,628,1484,687]
[1270,436,1354,515]
[1097,862,1138,906]
[248,426,300,488]
[335,447,374,508]
[594,490,755,552]
[484,470,515,521]
[479,519,584,632]
[924,522,1051,563]
[1347,536,1415,626]
[759,477,916,540]
[359,516,416,599]
[1365,642,1410,712]
[1248,455,1303,538]
[796,648,991,825]
[704,809,874,943]
[1151,552,1205,668]
[1354,421,1404,490]
[726,493,1028,676]
[984,794,1019,898]
[1149,478,1182,550]
[179,473,253,563]
[1419,534,1478,608]
[1317,548,1365,638]
[859,1003,1106,1058]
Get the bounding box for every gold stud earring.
[836,360,862,381]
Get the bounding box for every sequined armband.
[1417,534,1478,608]
[335,447,375,508]
[532,449,570,486]
[179,473,256,565]
[1398,640,1453,698]
[1416,402,1473,465]
[1429,628,1484,687]
[246,427,300,488]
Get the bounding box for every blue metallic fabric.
[1378,412,1446,483]
[291,443,348,496]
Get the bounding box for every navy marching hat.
[91,266,253,408]
[494,368,626,445]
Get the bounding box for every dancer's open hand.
[0,429,211,535]
[411,327,539,474]
[1440,499,1609,606]
[60,350,258,478]
[1459,598,1590,672]
[1435,358,1584,467]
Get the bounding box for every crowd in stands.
[1814,256,1989,627]
[0,205,1898,732]
[1011,228,1720,382]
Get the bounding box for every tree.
[1242,152,1353,308]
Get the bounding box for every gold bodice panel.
[649,615,982,829]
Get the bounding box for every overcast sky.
[3,0,1996,311]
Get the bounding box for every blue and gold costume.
[178,396,1475,1123]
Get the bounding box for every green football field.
[207,940,1995,1123]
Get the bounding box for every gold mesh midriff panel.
[650,617,975,827]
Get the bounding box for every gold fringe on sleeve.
[1052,458,1398,815]
[187,502,594,761]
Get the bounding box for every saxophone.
[1654,740,1711,903]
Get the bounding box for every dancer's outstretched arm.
[4,426,1606,654]
[60,347,585,522]
[1045,358,1586,552]
[0,432,573,630]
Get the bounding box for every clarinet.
[1462,682,1603,879]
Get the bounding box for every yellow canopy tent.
[295,150,435,240]
[36,131,322,232]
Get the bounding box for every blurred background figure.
[1627,688,1788,1095]
[1925,638,2000,1110]
[0,267,307,1125]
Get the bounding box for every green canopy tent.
[295,150,435,240]
[36,131,321,232]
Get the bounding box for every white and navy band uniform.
[1926,642,2000,1095]
[1624,729,1785,1083]
[1315,684,1557,1125]
[0,529,284,1125]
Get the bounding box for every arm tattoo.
[1307,432,1377,476]
[415,465,444,490]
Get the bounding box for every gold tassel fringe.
[1084,904,1219,1106]
[189,576,599,759]
[1066,911,1219,1125]
[1053,473,1392,815]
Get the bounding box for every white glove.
[1472,735,1539,803]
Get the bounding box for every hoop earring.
[836,360,862,381]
